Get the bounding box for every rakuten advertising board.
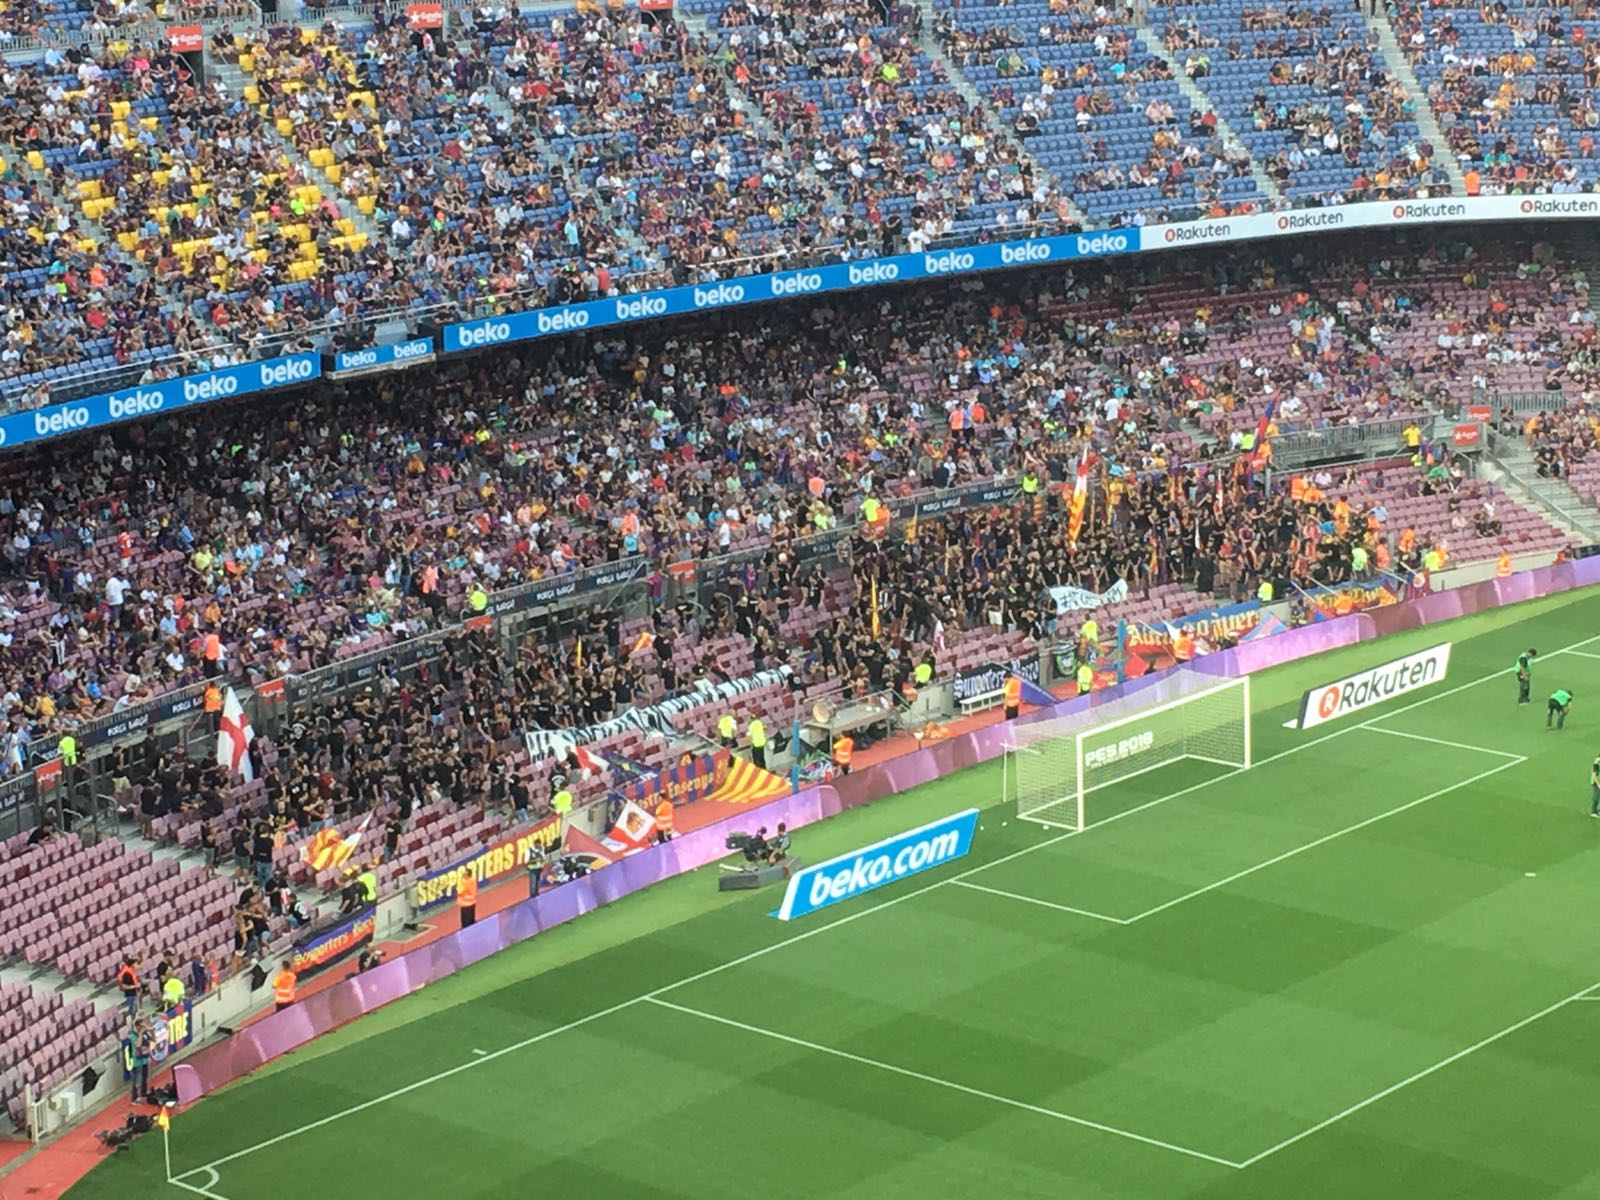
[1296,643,1452,729]
[775,808,979,921]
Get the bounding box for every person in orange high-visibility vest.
[655,796,675,844]
[457,870,478,928]
[1496,552,1512,578]
[1173,630,1195,662]
[203,682,222,730]
[832,734,854,775]
[1003,675,1022,721]
[272,961,297,1012]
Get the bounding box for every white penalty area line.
[644,996,1246,1170]
[949,880,1129,923]
[169,632,1600,1190]
[1559,649,1600,661]
[1356,725,1526,759]
[169,1166,230,1199]
[1235,975,1600,1167]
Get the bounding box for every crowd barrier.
[10,195,1600,456]
[172,783,839,1102]
[169,552,1600,1105]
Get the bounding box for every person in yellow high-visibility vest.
[717,713,737,748]
[832,734,854,776]
[747,718,768,770]
[1076,662,1094,696]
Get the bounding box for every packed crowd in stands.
[10,0,1600,400]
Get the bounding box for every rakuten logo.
[35,406,89,437]
[392,339,433,360]
[183,373,239,403]
[768,271,824,297]
[107,389,167,419]
[999,241,1051,264]
[1391,201,1467,221]
[847,261,900,285]
[259,358,313,389]
[614,295,668,320]
[923,250,975,274]
[1520,197,1600,217]
[1076,232,1130,255]
[1164,222,1234,244]
[1299,643,1451,729]
[535,311,586,334]
[693,283,746,308]
[1083,730,1155,770]
[1276,210,1346,231]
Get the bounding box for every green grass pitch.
[70,588,1600,1200]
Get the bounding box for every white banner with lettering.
[1046,579,1128,615]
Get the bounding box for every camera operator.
[765,822,791,865]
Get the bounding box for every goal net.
[1006,674,1251,830]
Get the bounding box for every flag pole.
[162,1117,171,1183]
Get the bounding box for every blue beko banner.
[774,808,980,921]
[0,352,322,453]
[331,336,436,376]
[443,230,1137,354]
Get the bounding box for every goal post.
[1007,674,1251,830]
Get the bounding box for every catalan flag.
[1066,446,1094,548]
[304,813,372,871]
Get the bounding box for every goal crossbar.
[1007,674,1251,831]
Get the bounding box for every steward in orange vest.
[273,963,297,1012]
[655,797,675,844]
[1003,675,1022,719]
[832,735,854,775]
[457,870,478,928]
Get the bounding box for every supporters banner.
[1302,579,1399,621]
[410,816,562,914]
[523,666,792,760]
[1121,601,1262,656]
[166,23,202,51]
[951,656,1041,707]
[290,906,376,979]
[0,352,321,454]
[1045,579,1128,615]
[617,749,732,812]
[121,1000,193,1079]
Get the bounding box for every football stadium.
[4,0,1600,1195]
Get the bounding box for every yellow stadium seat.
[140,117,159,131]
[76,238,97,252]
[77,179,102,199]
[324,163,343,185]
[350,91,375,111]
[110,100,130,120]
[336,218,355,236]
[117,232,139,252]
[289,258,320,280]
[298,241,318,261]
[294,185,322,204]
[356,195,375,215]
[252,249,270,263]
[243,85,260,104]
[26,151,44,171]
[308,148,333,168]
[298,27,315,44]
[275,117,293,137]
[239,53,254,72]
[151,170,170,186]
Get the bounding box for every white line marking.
[1356,725,1525,759]
[950,880,1129,923]
[1574,996,1600,1002]
[471,1048,487,1057]
[645,996,1244,1169]
[1558,649,1600,660]
[175,627,1600,1185]
[1121,757,1525,924]
[170,1167,230,1200]
[1237,977,1600,1167]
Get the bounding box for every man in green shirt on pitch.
[1516,648,1536,704]
[1547,688,1573,730]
